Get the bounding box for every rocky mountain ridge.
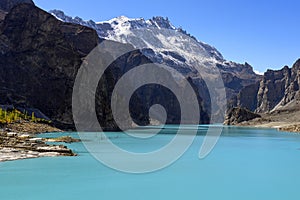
[50,10,223,60]
[50,10,261,122]
[50,10,259,83]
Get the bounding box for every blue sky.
[34,0,300,73]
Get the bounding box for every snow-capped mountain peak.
[49,10,224,63]
[48,9,260,122]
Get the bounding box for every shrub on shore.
[0,108,50,125]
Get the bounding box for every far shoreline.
[224,107,300,134]
[233,117,300,134]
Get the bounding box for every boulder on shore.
[224,107,261,125]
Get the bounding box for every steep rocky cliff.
[275,59,300,111]
[234,59,300,113]
[0,3,99,128]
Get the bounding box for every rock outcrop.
[256,66,291,113]
[224,107,261,125]
[275,59,300,111]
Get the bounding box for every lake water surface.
[1,125,300,200]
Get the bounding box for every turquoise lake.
[1,125,300,200]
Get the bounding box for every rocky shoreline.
[225,108,300,133]
[0,122,79,162]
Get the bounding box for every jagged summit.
[50,10,224,62]
[52,10,176,32]
[150,16,175,29]
[97,15,176,30]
